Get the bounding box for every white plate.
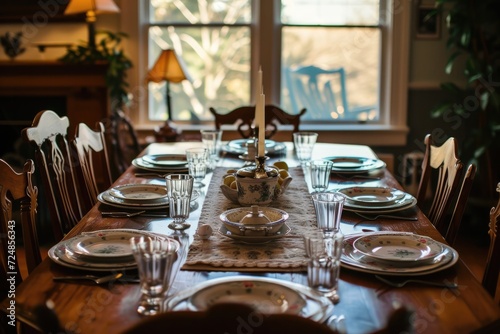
[324,156,386,174]
[342,192,417,213]
[353,234,445,263]
[189,279,307,315]
[48,229,179,271]
[98,191,169,208]
[141,154,187,167]
[222,139,286,155]
[341,232,458,276]
[67,232,135,261]
[109,184,168,202]
[218,224,291,244]
[165,276,334,323]
[132,157,189,173]
[338,187,406,205]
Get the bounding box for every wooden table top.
[4,142,500,334]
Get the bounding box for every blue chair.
[285,65,375,120]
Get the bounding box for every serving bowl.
[219,206,289,236]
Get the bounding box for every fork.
[355,212,418,221]
[101,210,146,218]
[375,275,458,289]
[135,172,171,178]
[53,273,123,284]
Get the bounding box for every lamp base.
[154,120,181,142]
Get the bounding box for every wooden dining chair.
[416,134,465,237]
[209,104,307,140]
[22,110,86,241]
[0,159,41,289]
[73,122,114,207]
[483,182,500,298]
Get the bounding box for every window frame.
[120,0,410,146]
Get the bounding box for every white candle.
[258,90,265,157]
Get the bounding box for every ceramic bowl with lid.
[219,206,289,236]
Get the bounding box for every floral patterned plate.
[353,233,445,263]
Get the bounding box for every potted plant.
[431,0,500,203]
[59,30,133,111]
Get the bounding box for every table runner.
[183,166,319,272]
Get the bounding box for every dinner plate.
[338,187,406,206]
[141,154,187,167]
[324,156,386,174]
[48,229,179,271]
[165,276,334,322]
[222,139,286,155]
[340,233,458,276]
[218,224,291,244]
[108,184,168,202]
[189,279,307,315]
[98,191,169,208]
[132,157,189,173]
[67,232,135,261]
[353,234,445,263]
[342,192,417,213]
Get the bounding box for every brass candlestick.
[254,155,269,179]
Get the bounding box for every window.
[122,0,410,146]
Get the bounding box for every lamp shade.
[64,0,120,15]
[147,49,191,84]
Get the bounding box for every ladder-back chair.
[73,122,114,207]
[416,134,465,236]
[0,159,41,288]
[483,182,500,298]
[22,110,85,241]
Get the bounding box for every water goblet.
[130,236,179,316]
[166,174,194,230]
[200,129,223,171]
[186,147,208,187]
[293,132,318,164]
[311,192,345,236]
[309,159,334,192]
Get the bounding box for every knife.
[101,211,168,218]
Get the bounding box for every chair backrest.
[22,110,85,241]
[106,109,142,179]
[416,134,464,235]
[209,104,306,139]
[73,122,114,206]
[483,182,500,297]
[445,164,476,246]
[0,159,41,288]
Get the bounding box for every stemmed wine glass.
[166,174,194,230]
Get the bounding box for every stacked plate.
[338,186,417,214]
[132,154,188,173]
[165,276,334,322]
[48,229,180,271]
[98,184,170,209]
[323,156,386,174]
[341,232,458,276]
[221,139,286,156]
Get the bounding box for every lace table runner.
[183,166,318,272]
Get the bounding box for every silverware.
[101,211,168,218]
[355,212,418,221]
[53,273,123,284]
[101,210,146,218]
[135,172,171,178]
[375,275,458,289]
[334,173,381,180]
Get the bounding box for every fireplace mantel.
[0,60,110,137]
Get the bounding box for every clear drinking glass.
[130,236,179,316]
[185,147,208,187]
[166,174,194,230]
[293,132,318,164]
[309,160,334,192]
[311,192,345,236]
[303,231,344,303]
[200,129,223,171]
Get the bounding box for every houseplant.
[59,30,133,111]
[431,0,500,202]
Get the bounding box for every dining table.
[4,141,500,334]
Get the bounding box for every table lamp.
[147,49,191,142]
[64,0,120,48]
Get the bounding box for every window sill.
[135,123,409,147]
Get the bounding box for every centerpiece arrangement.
[219,68,292,206]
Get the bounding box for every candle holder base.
[254,156,270,178]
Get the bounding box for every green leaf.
[445,52,461,74]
